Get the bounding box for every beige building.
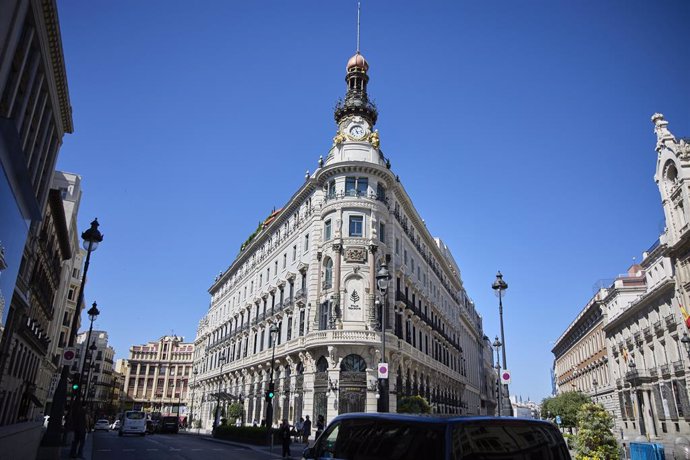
[192,51,491,432]
[122,336,194,417]
[75,330,115,418]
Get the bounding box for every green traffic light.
[72,384,79,390]
[268,391,274,399]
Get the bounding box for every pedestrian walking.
[302,415,312,443]
[316,414,325,439]
[279,418,292,458]
[295,417,304,443]
[69,404,87,459]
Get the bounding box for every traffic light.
[265,383,275,402]
[70,373,81,396]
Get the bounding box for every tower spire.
[356,2,361,53]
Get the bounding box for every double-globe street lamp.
[493,336,503,416]
[492,271,512,416]
[43,218,103,446]
[266,323,280,428]
[213,353,226,429]
[376,261,391,413]
[80,302,100,400]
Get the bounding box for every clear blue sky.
[55,1,690,402]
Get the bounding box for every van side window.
[313,419,444,460]
[452,422,570,459]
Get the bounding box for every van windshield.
[314,418,445,460]
[452,421,570,459]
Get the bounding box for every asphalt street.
[90,430,299,460]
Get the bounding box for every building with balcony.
[552,115,690,448]
[75,330,115,418]
[122,335,194,418]
[191,50,490,431]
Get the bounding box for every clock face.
[350,125,366,139]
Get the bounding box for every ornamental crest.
[344,246,366,263]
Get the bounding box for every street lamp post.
[266,324,280,428]
[43,218,103,446]
[681,332,690,361]
[493,336,503,416]
[213,353,226,430]
[492,271,511,416]
[190,368,198,430]
[81,302,100,399]
[376,261,391,413]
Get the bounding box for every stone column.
[368,245,378,330]
[332,243,343,328]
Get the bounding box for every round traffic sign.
[64,350,75,360]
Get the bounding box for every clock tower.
[329,52,383,165]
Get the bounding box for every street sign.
[555,415,562,425]
[500,369,511,385]
[378,362,389,379]
[62,348,76,366]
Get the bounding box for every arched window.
[340,354,367,372]
[316,356,329,372]
[324,258,333,289]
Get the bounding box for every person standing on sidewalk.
[302,415,312,444]
[69,404,87,459]
[315,414,325,439]
[279,419,292,458]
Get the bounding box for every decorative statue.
[369,130,380,149]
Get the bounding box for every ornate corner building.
[191,51,492,429]
[553,114,690,447]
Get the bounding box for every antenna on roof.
[356,1,361,53]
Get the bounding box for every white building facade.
[192,52,491,430]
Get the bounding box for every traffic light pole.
[266,330,278,428]
[42,234,97,446]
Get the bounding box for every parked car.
[301,413,571,460]
[118,410,147,436]
[94,419,111,431]
[158,416,179,434]
[111,420,121,430]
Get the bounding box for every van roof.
[330,413,553,426]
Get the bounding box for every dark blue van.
[301,413,570,460]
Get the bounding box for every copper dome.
[346,52,369,71]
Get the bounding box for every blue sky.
[55,1,690,402]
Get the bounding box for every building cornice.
[603,277,675,332]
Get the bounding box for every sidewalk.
[58,432,93,460]
[180,429,312,458]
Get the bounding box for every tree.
[541,391,590,428]
[227,402,244,420]
[574,403,619,460]
[397,395,431,414]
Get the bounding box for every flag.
[622,348,629,362]
[680,303,690,329]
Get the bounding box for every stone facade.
[191,52,491,431]
[122,335,194,416]
[553,115,690,448]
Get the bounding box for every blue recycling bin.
[629,442,665,460]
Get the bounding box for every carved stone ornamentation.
[344,246,367,263]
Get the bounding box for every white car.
[94,419,111,431]
[111,420,121,430]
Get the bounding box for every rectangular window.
[293,245,297,261]
[304,234,309,251]
[287,316,293,341]
[404,249,408,266]
[377,183,386,201]
[319,301,330,330]
[357,177,368,196]
[283,253,287,269]
[260,274,263,285]
[324,220,332,240]
[275,260,278,275]
[345,177,357,196]
[67,288,75,301]
[299,310,305,336]
[379,222,385,243]
[349,216,363,237]
[395,238,400,255]
[411,258,415,271]
[328,180,336,198]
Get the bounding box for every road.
[90,430,297,459]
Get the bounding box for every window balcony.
[660,364,671,376]
[673,360,685,374]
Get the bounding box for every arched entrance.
[338,354,367,414]
[313,356,329,421]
